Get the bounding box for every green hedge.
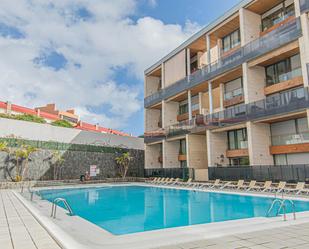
[0,138,128,154]
[51,120,73,128]
[0,113,46,123]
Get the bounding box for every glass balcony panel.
[224,88,243,100]
[271,132,309,146]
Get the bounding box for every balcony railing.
[224,87,243,100]
[166,87,309,136]
[266,68,302,86]
[271,132,309,146]
[145,17,302,108]
[300,0,309,13]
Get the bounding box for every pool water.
[38,185,309,235]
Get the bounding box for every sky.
[0,0,240,136]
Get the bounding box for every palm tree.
[115,152,133,179]
[21,145,37,181]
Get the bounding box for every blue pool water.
[38,185,309,235]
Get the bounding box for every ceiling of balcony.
[246,0,285,15]
[212,66,243,88]
[208,14,240,48]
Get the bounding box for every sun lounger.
[155,178,166,184]
[224,180,245,190]
[163,178,174,185]
[147,177,158,183]
[271,181,286,193]
[169,178,180,185]
[178,178,193,186]
[284,182,306,195]
[240,180,257,191]
[249,181,272,192]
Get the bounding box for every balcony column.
[186,48,191,76]
[188,90,192,120]
[161,62,165,88]
[217,39,222,59]
[206,34,211,65]
[208,81,213,114]
[298,13,309,87]
[220,83,224,110]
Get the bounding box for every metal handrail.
[51,198,74,218]
[266,193,296,221]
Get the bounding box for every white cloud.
[0,0,200,131]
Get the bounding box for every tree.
[0,142,13,181]
[50,151,65,180]
[14,144,37,181]
[115,152,133,179]
[21,145,37,181]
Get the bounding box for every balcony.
[270,132,309,155]
[264,68,303,95]
[271,132,309,146]
[166,87,309,135]
[145,17,302,108]
[260,14,295,37]
[223,88,244,107]
[300,0,309,14]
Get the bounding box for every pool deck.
[2,184,309,249]
[155,222,309,249]
[0,190,61,249]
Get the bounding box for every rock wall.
[0,148,144,181]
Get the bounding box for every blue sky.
[0,0,240,136]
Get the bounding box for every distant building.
[0,101,130,136]
[35,103,79,123]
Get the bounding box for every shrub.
[51,119,73,128]
[0,113,46,123]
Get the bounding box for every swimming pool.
[38,185,309,235]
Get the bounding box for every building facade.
[144,0,309,180]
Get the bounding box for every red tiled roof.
[0,101,131,136]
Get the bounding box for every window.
[179,100,188,115]
[224,77,243,100]
[222,29,240,53]
[227,128,248,150]
[180,160,187,168]
[261,1,295,32]
[271,117,309,145]
[179,139,186,155]
[230,157,250,166]
[191,95,199,111]
[265,54,301,86]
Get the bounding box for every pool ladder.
[51,198,74,218]
[266,192,296,221]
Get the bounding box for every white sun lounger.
[284,182,306,195]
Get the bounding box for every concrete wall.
[145,76,160,97]
[145,109,161,132]
[164,50,186,87]
[0,148,144,181]
[239,8,261,46]
[145,144,162,169]
[195,169,209,181]
[187,134,207,169]
[163,140,179,168]
[247,122,274,165]
[0,118,144,150]
[162,101,178,128]
[210,46,219,64]
[206,130,229,166]
[243,64,266,103]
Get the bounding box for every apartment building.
[144,0,309,180]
